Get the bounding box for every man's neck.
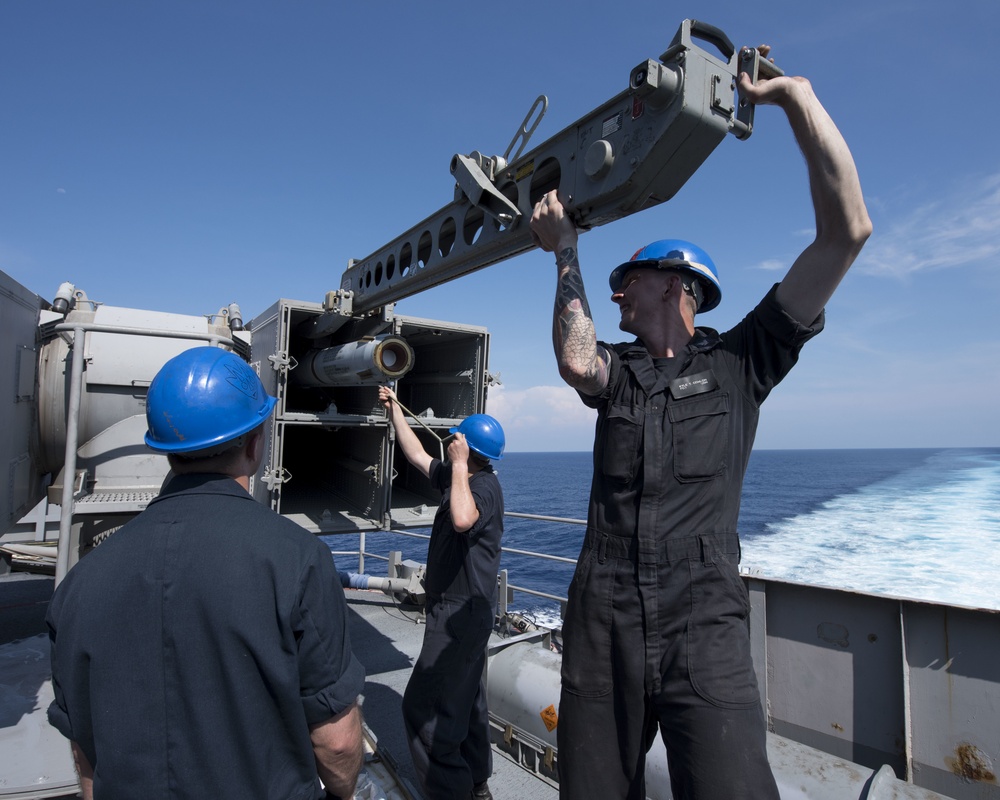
[467,460,486,476]
[448,459,485,477]
[637,317,695,358]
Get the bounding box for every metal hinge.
[268,352,296,374]
[261,466,292,490]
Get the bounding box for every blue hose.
[339,571,372,589]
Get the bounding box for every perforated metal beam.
[340,20,760,315]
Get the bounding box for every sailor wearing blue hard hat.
[144,345,278,456]
[608,238,722,314]
[528,43,872,800]
[378,385,504,800]
[48,345,365,799]
[448,413,506,462]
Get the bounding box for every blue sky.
[3,1,998,452]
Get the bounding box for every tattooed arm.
[530,191,610,396]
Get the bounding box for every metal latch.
[451,153,521,229]
[449,94,548,230]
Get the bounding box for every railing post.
[55,326,86,586]
[498,569,509,618]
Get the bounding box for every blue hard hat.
[449,414,505,461]
[608,239,721,312]
[144,347,278,454]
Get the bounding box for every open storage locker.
[249,299,491,534]
[265,420,389,534]
[385,315,491,529]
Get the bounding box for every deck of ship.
[0,571,558,800]
[344,588,558,800]
[6,563,997,799]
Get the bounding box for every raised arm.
[530,191,610,396]
[378,386,433,479]
[739,53,872,324]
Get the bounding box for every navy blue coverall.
[47,473,365,800]
[557,286,824,800]
[402,458,504,800]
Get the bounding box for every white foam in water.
[742,452,1000,610]
[507,607,564,632]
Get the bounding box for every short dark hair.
[166,422,265,474]
[166,441,244,474]
[662,269,702,315]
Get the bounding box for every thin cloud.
[487,384,597,452]
[857,173,1000,278]
[753,258,786,272]
[56,188,66,194]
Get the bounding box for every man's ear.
[246,427,265,463]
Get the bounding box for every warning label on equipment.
[540,704,558,732]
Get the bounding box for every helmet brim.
[145,394,277,454]
[608,259,721,313]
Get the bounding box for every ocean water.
[336,448,1000,622]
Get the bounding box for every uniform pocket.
[686,553,760,709]
[668,393,729,482]
[442,597,493,649]
[599,404,643,484]
[561,549,615,697]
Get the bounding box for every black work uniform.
[47,473,365,800]
[557,286,823,800]
[402,458,504,800]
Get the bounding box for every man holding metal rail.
[529,47,872,799]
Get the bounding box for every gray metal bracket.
[295,289,356,341]
[734,46,786,140]
[450,152,522,229]
[448,94,549,230]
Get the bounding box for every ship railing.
[329,510,584,616]
[330,515,1000,800]
[496,511,582,618]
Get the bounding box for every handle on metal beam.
[503,95,548,164]
[688,19,735,60]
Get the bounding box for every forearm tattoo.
[555,245,577,268]
[556,249,591,317]
[553,247,604,385]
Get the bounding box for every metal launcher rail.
[309,20,781,331]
